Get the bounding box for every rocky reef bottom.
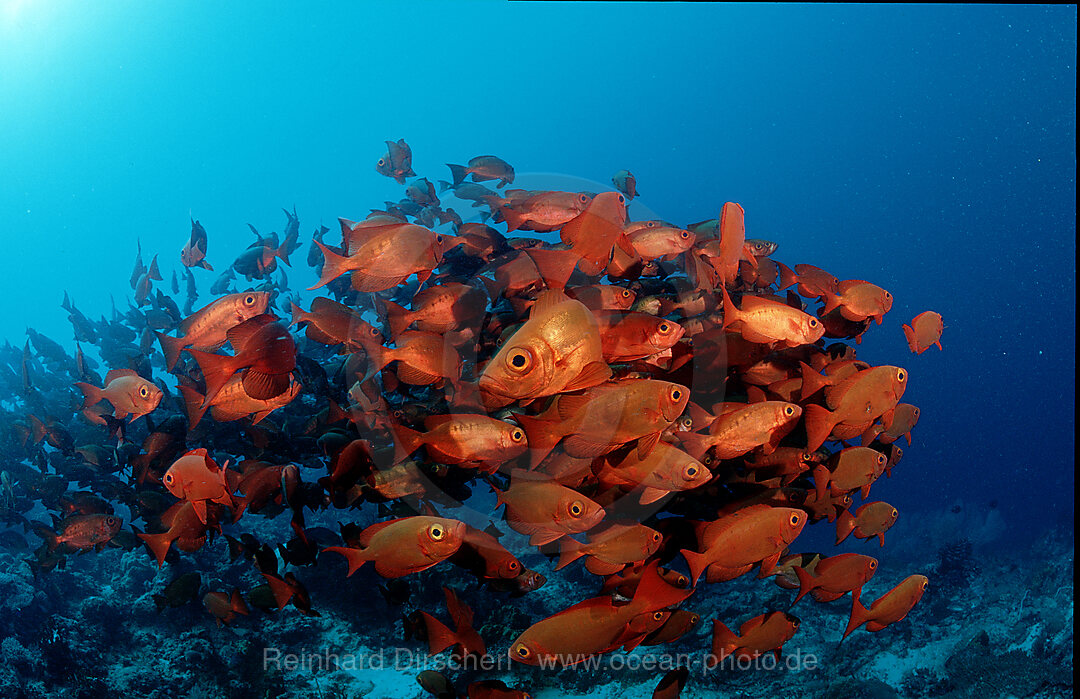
[0,505,1072,699]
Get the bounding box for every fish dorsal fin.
[310,296,352,316]
[356,519,401,548]
[442,586,474,628]
[529,289,572,318]
[836,279,870,294]
[105,368,139,384]
[739,614,767,636]
[226,314,277,349]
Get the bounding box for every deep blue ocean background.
[2,2,1072,542]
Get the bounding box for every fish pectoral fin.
[191,499,209,524]
[562,362,612,392]
[636,431,662,459]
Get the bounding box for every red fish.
[187,314,297,407]
[375,138,415,184]
[709,611,800,665]
[181,219,213,270]
[74,369,162,424]
[843,575,928,639]
[323,516,465,578]
[903,311,944,354]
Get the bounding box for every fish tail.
[308,240,349,290]
[631,560,692,614]
[276,232,296,268]
[230,588,250,616]
[262,573,295,610]
[446,163,468,188]
[554,538,585,571]
[776,261,798,291]
[513,413,562,469]
[198,260,214,271]
[822,288,841,315]
[73,381,103,411]
[147,255,162,281]
[799,361,830,400]
[676,432,712,463]
[379,299,412,340]
[30,522,60,552]
[803,403,838,452]
[187,349,236,409]
[792,566,817,605]
[499,205,526,233]
[719,285,739,329]
[710,619,738,666]
[137,531,172,568]
[177,384,209,430]
[901,323,917,353]
[842,589,869,640]
[835,508,856,545]
[323,546,370,577]
[681,548,710,586]
[288,302,307,328]
[437,179,453,193]
[419,612,459,656]
[391,423,424,464]
[155,331,188,372]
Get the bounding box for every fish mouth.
[478,374,512,398]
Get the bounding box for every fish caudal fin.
[842,589,869,640]
[73,381,103,410]
[446,163,468,188]
[803,403,838,452]
[178,384,209,430]
[308,240,350,290]
[792,566,817,605]
[835,508,856,545]
[419,612,459,656]
[555,538,585,571]
[155,331,188,372]
[323,546,370,577]
[138,531,172,568]
[710,619,739,666]
[379,299,412,340]
[391,423,424,464]
[513,413,562,469]
[187,349,237,409]
[681,548,710,586]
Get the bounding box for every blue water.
[0,3,1074,697]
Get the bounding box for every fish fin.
[191,500,208,525]
[420,612,459,656]
[394,363,441,386]
[901,323,917,353]
[681,548,710,586]
[155,332,187,374]
[792,566,816,605]
[584,557,625,577]
[719,285,740,329]
[835,509,856,544]
[230,588,249,616]
[308,240,350,290]
[842,589,869,640]
[758,550,782,578]
[710,619,738,666]
[813,464,830,504]
[636,431,662,459]
[446,163,468,188]
[514,413,562,469]
[225,314,274,349]
[638,487,670,506]
[776,261,798,291]
[527,529,565,547]
[746,385,767,404]
[137,531,172,569]
[803,403,837,452]
[322,546,370,577]
[561,362,612,393]
[676,432,712,463]
[73,382,103,410]
[187,349,237,409]
[177,384,208,430]
[242,370,290,401]
[391,423,424,464]
[261,572,295,610]
[442,587,473,629]
[555,537,585,571]
[379,299,412,340]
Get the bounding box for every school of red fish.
[2,139,946,698]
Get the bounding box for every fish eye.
[377,159,385,166]
[885,292,892,299]
[568,501,584,517]
[809,319,818,327]
[436,235,444,244]
[680,230,689,238]
[392,410,404,419]
[244,294,255,306]
[784,406,795,416]
[680,416,692,429]
[106,516,117,526]
[651,531,661,542]
[653,611,664,621]
[428,524,446,541]
[869,560,877,569]
[371,327,380,335]
[913,408,919,416]
[789,513,800,526]
[921,580,928,590]
[617,195,625,204]
[511,429,524,442]
[508,560,519,571]
[658,322,670,333]
[897,369,906,382]
[891,509,898,517]
[164,473,173,484]
[685,464,699,478]
[514,644,531,658]
[878,454,886,464]
[670,387,682,402]
[578,194,589,203]
[703,455,714,466]
[507,348,533,373]
[139,386,149,397]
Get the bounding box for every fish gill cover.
[0,4,1074,699]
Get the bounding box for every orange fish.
[323,516,464,578]
[74,369,162,425]
[903,311,944,354]
[803,365,909,451]
[378,282,487,339]
[392,414,528,471]
[179,374,302,428]
[836,501,898,546]
[813,446,887,501]
[720,286,825,348]
[365,330,464,387]
[555,521,663,575]
[509,561,692,667]
[792,552,878,604]
[681,504,806,584]
[187,314,297,407]
[823,279,893,324]
[494,468,605,546]
[710,202,753,287]
[865,403,920,445]
[478,291,610,405]
[449,523,525,580]
[567,284,637,311]
[843,574,928,639]
[596,441,711,505]
[709,611,800,665]
[33,513,122,552]
[156,291,271,371]
[489,190,592,233]
[203,589,248,626]
[289,297,384,353]
[627,225,695,261]
[138,500,219,568]
[594,311,685,363]
[678,401,802,462]
[310,220,460,291]
[641,610,700,646]
[448,155,515,188]
[181,218,213,271]
[162,448,239,524]
[517,379,689,465]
